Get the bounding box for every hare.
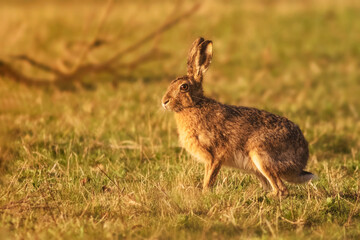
[162,37,316,197]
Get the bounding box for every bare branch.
[11,55,64,76]
[0,60,53,86]
[117,47,167,70]
[53,2,200,83]
[0,2,201,87]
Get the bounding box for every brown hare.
[162,37,316,197]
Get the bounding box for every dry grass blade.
[39,189,57,224]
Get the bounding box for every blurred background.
[0,0,359,239]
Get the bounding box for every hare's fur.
[162,37,316,197]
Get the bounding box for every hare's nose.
[162,99,170,109]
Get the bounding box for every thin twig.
[116,47,165,70]
[70,0,115,73]
[97,166,124,193]
[104,3,201,66]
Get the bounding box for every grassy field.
[1,0,360,239]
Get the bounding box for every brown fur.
[162,37,316,197]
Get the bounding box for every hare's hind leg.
[254,171,271,191]
[250,151,288,197]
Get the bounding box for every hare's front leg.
[204,163,210,183]
[203,161,222,191]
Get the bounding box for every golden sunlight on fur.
[162,37,316,197]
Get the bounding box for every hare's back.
[227,106,309,157]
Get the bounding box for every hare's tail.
[283,171,318,184]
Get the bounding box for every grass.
[0,0,360,239]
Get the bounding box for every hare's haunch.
[162,37,316,197]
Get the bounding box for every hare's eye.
[180,83,189,92]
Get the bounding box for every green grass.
[0,0,360,239]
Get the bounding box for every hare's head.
[162,37,213,112]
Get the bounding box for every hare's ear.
[187,38,213,83]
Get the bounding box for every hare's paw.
[267,189,289,199]
[202,188,209,194]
